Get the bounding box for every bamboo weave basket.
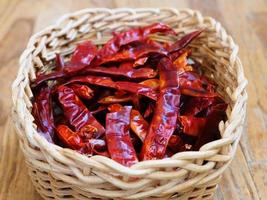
[12,8,247,200]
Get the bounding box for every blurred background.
[0,0,266,200]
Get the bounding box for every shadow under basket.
[12,8,247,200]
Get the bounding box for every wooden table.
[0,0,266,199]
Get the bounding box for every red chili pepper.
[178,72,217,97]
[56,124,85,150]
[97,42,167,65]
[98,23,176,58]
[194,103,227,150]
[66,75,158,100]
[168,30,203,54]
[139,79,160,90]
[63,41,98,74]
[130,109,149,142]
[66,75,117,88]
[55,53,65,71]
[141,57,181,160]
[143,103,154,118]
[179,116,206,137]
[32,71,66,87]
[84,65,157,79]
[116,81,158,100]
[69,84,93,100]
[181,97,224,116]
[57,85,105,138]
[168,135,193,153]
[32,87,55,143]
[105,106,138,166]
[108,104,123,112]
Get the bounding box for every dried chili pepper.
[55,53,65,71]
[139,79,160,90]
[66,76,158,100]
[64,41,98,74]
[70,84,93,100]
[116,81,158,100]
[66,75,117,88]
[97,23,176,58]
[32,71,66,87]
[97,42,167,65]
[56,124,85,150]
[84,65,157,79]
[178,72,217,97]
[143,103,154,118]
[57,85,105,138]
[32,86,55,143]
[194,103,227,150]
[168,30,203,54]
[105,106,138,166]
[168,135,193,153]
[141,57,181,160]
[130,109,149,142]
[179,116,206,137]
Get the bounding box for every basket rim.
[12,7,248,170]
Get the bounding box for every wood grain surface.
[0,0,266,199]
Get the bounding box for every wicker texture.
[12,8,247,200]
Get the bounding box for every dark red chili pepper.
[97,42,167,65]
[66,76,158,100]
[168,135,193,153]
[194,103,227,150]
[63,41,98,74]
[98,23,176,58]
[130,109,149,142]
[116,81,158,100]
[32,70,65,87]
[55,53,65,71]
[84,65,157,79]
[66,75,117,88]
[141,57,180,160]
[69,84,93,100]
[179,116,206,137]
[181,97,222,116]
[57,85,105,138]
[32,87,55,143]
[178,72,217,97]
[143,103,154,118]
[105,106,138,166]
[168,30,203,54]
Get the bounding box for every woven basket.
[12,8,247,200]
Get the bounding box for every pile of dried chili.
[31,23,227,167]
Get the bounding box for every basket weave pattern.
[12,8,247,200]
